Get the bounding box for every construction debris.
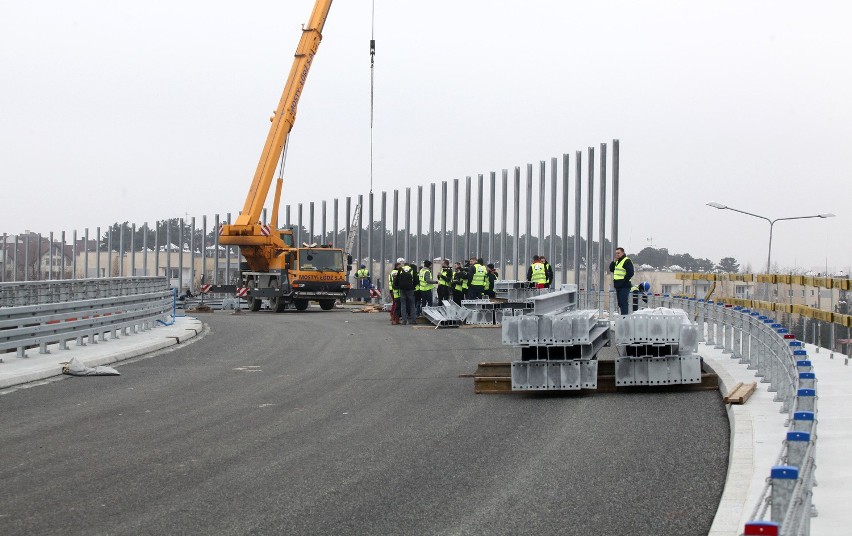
[724,381,757,404]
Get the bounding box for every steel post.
[550,157,557,278]
[357,194,364,264]
[500,170,507,274]
[452,179,458,262]
[611,139,619,259]
[598,143,607,293]
[477,174,484,258]
[322,200,327,244]
[310,201,315,245]
[465,176,471,259]
[298,203,304,246]
[107,229,112,279]
[178,218,184,291]
[368,193,374,272]
[345,197,351,255]
[586,147,594,295]
[212,216,218,283]
[429,183,435,263]
[380,191,387,293]
[574,152,582,288]
[525,164,533,266]
[130,226,135,277]
[333,199,338,248]
[561,153,569,285]
[49,231,54,280]
[96,227,101,279]
[201,216,207,283]
[416,186,422,265]
[73,230,78,279]
[489,171,496,265]
[404,189,411,261]
[392,190,399,263]
[440,181,447,262]
[189,217,195,289]
[538,160,545,259]
[513,167,520,279]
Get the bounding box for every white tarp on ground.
[62,356,120,376]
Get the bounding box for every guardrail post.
[722,305,733,354]
[791,410,815,433]
[695,299,705,343]
[796,388,817,412]
[770,466,798,525]
[785,431,810,469]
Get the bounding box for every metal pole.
[107,228,113,278]
[598,143,607,293]
[525,164,533,265]
[358,194,364,263]
[489,171,496,264]
[333,199,338,247]
[513,166,521,279]
[212,216,218,283]
[416,185,422,265]
[574,152,582,288]
[49,231,54,280]
[130,225,136,277]
[61,231,67,279]
[310,201,315,244]
[477,173,484,258]
[392,190,399,262]
[501,169,508,275]
[165,223,170,285]
[465,176,472,259]
[368,193,374,272]
[189,217,196,289]
[72,230,78,279]
[262,208,267,225]
[562,153,570,285]
[84,228,89,279]
[96,226,101,278]
[380,191,387,292]
[440,181,447,262]
[286,205,291,227]
[13,234,19,281]
[611,139,619,259]
[550,157,557,277]
[201,216,207,283]
[404,188,411,261]
[452,179,459,262]
[178,218,184,291]
[429,183,435,263]
[345,197,351,254]
[298,204,304,246]
[322,200,327,244]
[539,160,545,259]
[586,147,594,293]
[118,224,124,276]
[1,232,5,282]
[27,234,32,280]
[224,214,231,284]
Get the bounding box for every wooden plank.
[724,381,757,404]
[474,376,512,394]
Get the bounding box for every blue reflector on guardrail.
[799,372,815,380]
[790,341,802,347]
[797,388,816,397]
[771,466,799,479]
[786,431,810,442]
[793,411,815,421]
[793,350,808,356]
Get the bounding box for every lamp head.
[706,202,727,210]
[818,213,835,218]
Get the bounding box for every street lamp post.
[706,202,835,273]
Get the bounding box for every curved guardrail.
[578,290,816,535]
[0,278,174,361]
[0,277,169,307]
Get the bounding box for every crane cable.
[369,0,376,195]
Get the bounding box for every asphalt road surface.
[0,307,729,535]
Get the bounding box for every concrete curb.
[0,317,204,389]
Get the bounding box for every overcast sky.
[1,1,850,272]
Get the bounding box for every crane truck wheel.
[319,299,335,311]
[294,299,309,311]
[269,279,287,313]
[246,278,262,312]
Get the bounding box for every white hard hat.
[396,257,405,263]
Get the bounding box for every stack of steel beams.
[613,308,701,386]
[503,289,606,391]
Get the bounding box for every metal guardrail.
[0,280,174,361]
[573,290,817,533]
[0,277,169,307]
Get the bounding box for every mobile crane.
[217,0,351,312]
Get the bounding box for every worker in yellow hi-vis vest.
[608,247,635,315]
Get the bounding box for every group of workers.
[383,256,501,325]
[355,246,649,325]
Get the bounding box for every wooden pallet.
[723,381,757,404]
[471,361,720,395]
